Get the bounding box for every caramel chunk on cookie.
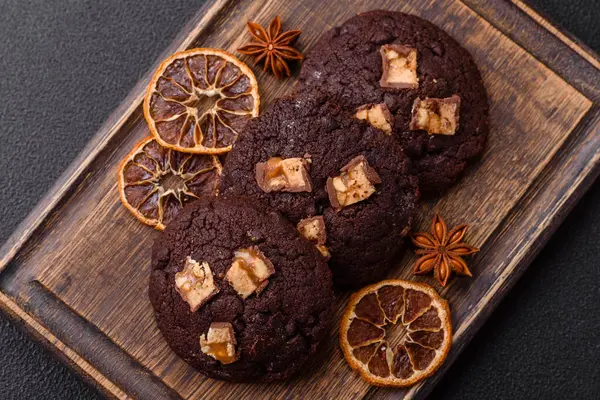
[379,44,418,89]
[297,216,331,259]
[255,157,312,193]
[225,247,275,299]
[326,156,382,211]
[200,322,238,364]
[174,257,219,312]
[410,95,461,135]
[355,103,394,134]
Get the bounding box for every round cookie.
[221,95,419,287]
[298,10,489,196]
[149,195,334,382]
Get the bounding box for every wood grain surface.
[0,0,599,399]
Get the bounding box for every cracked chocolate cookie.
[221,95,419,287]
[298,10,489,196]
[149,195,334,382]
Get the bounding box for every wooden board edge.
[0,292,128,400]
[510,0,600,69]
[0,0,230,273]
[457,0,599,103]
[22,279,184,400]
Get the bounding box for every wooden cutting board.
[1,0,599,399]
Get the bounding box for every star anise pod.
[237,16,303,79]
[410,214,480,287]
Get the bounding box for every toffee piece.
[255,157,312,193]
[297,216,330,259]
[150,196,334,381]
[379,44,418,89]
[355,103,394,134]
[199,322,238,364]
[225,247,275,299]
[174,257,219,312]
[409,95,460,135]
[326,155,382,211]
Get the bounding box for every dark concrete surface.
[0,0,598,399]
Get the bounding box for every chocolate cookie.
[221,95,419,287]
[149,195,334,382]
[298,10,489,195]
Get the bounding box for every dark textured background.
[0,0,598,399]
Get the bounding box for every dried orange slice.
[143,48,260,154]
[118,137,222,230]
[340,279,452,387]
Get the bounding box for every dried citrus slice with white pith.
[340,279,452,387]
[118,137,222,230]
[144,48,260,154]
